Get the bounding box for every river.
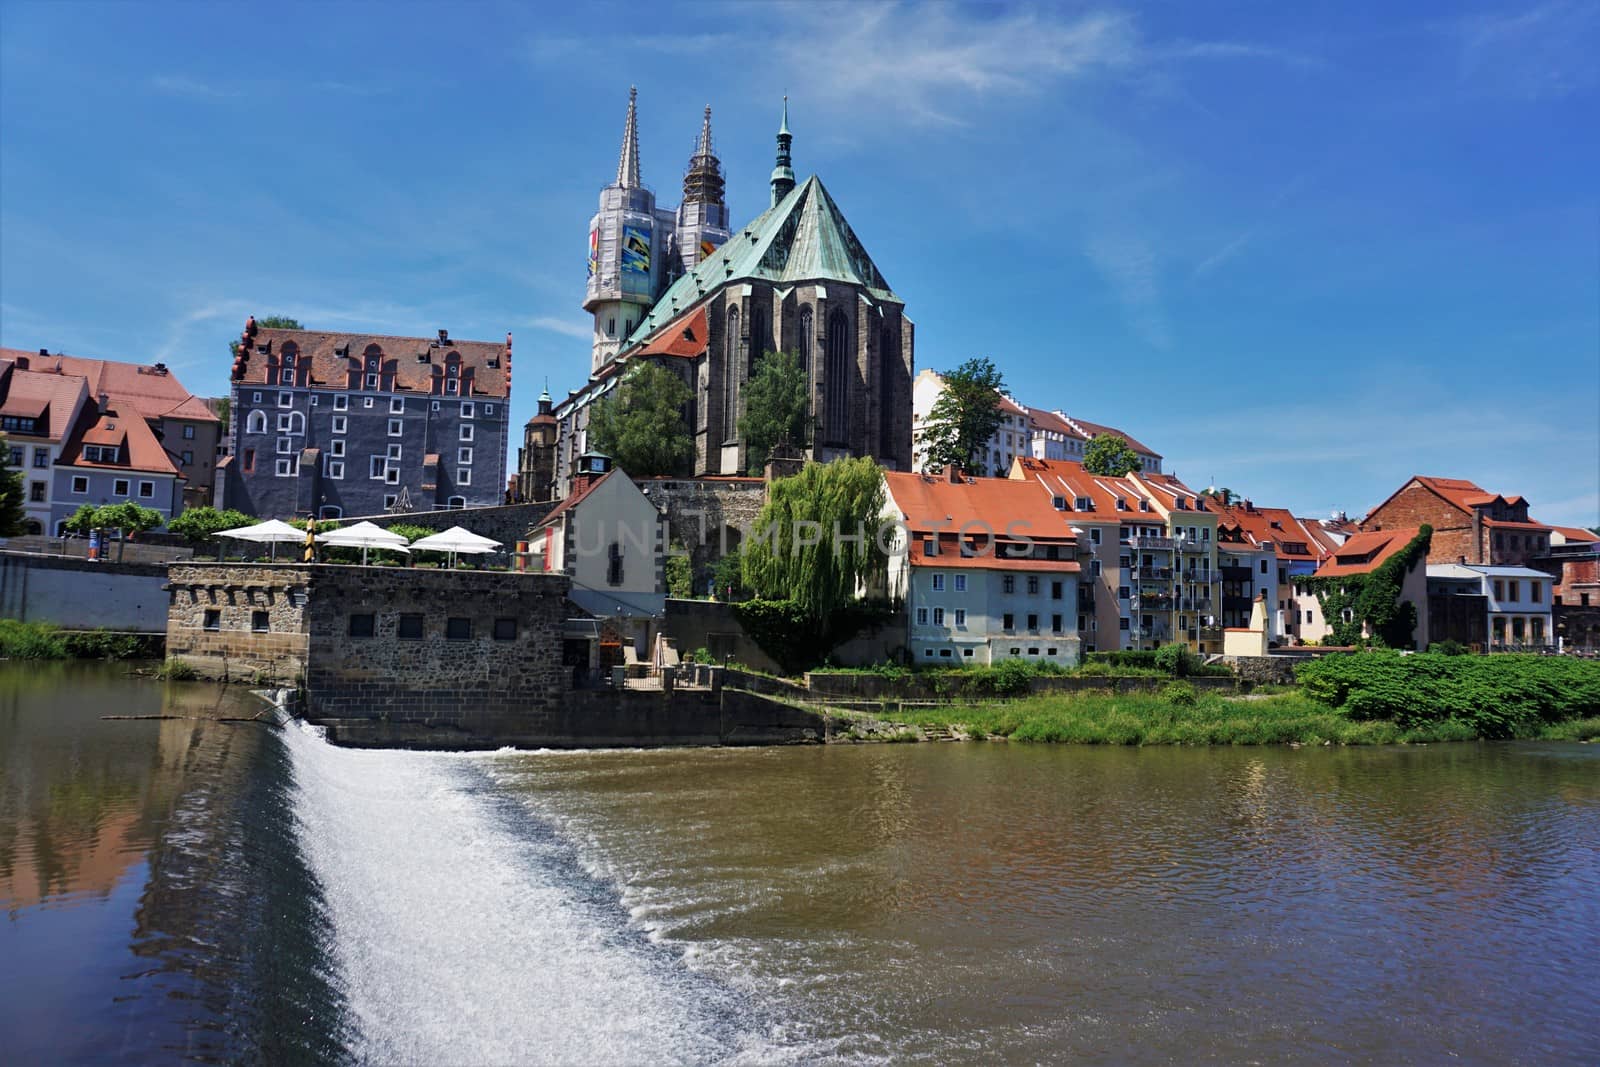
[2,664,1597,1064]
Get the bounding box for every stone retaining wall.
[1219,655,1300,686]
[166,564,313,682]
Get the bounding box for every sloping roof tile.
[884,470,1083,542]
[233,328,510,398]
[1316,527,1422,578]
[625,175,898,348]
[5,349,217,424]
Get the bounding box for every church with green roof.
[530,93,915,499]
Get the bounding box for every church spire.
[682,105,725,207]
[615,86,641,188]
[770,95,795,207]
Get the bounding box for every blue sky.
[2,1,1596,526]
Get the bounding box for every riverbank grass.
[871,690,1555,746]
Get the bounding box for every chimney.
[1472,507,1484,564]
[1458,555,1467,565]
[948,465,964,484]
[37,348,47,356]
[97,392,109,414]
[15,355,28,370]
[1244,498,1254,512]
[438,329,450,345]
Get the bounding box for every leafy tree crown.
[923,357,1007,476]
[587,361,694,477]
[1082,434,1141,477]
[738,350,809,472]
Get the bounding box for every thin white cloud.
[1193,171,1312,278]
[1085,230,1170,349]
[150,74,235,98]
[528,316,593,341]
[1449,1,1598,100]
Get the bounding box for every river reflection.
[490,742,1600,1064]
[0,664,345,1064]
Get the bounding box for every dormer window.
[1075,496,1093,511]
[1052,495,1067,511]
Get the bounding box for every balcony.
[1178,539,1208,553]
[1135,567,1173,581]
[1137,624,1170,640]
[1140,593,1175,609]
[1127,536,1175,551]
[1220,565,1252,582]
[1199,625,1223,643]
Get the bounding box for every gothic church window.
[825,309,851,444]
[798,306,814,374]
[723,305,740,441]
[750,305,769,369]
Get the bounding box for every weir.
[280,720,754,1062]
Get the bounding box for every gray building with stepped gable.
[222,320,512,519]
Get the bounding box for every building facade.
[224,322,511,519]
[1363,475,1553,566]
[1425,563,1552,649]
[529,94,914,498]
[883,470,1082,665]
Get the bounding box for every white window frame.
[275,458,295,477]
[457,467,471,485]
[326,459,345,480]
[138,480,154,498]
[276,438,294,454]
[390,397,405,414]
[384,467,400,485]
[383,494,398,509]
[332,415,347,434]
[954,608,966,626]
[113,478,130,497]
[431,400,440,411]
[931,574,945,591]
[278,392,293,408]
[459,424,474,442]
[71,475,88,494]
[365,374,379,389]
[484,404,494,415]
[251,391,262,403]
[954,574,967,592]
[458,447,472,464]
[330,439,345,458]
[279,369,293,385]
[246,410,267,434]
[370,457,387,480]
[363,397,374,409]
[386,444,402,460]
[388,419,403,437]
[916,607,928,625]
[461,401,474,418]
[333,394,348,411]
[182,425,195,440]
[932,607,945,626]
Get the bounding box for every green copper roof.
[624,175,899,348]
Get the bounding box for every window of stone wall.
[252,611,269,632]
[349,614,375,638]
[446,617,472,640]
[398,614,424,640]
[493,618,517,641]
[203,610,220,631]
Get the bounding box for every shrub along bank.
[1295,652,1600,739]
[0,620,161,661]
[865,651,1600,746]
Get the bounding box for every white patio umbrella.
[216,518,306,562]
[316,520,412,565]
[408,525,501,567]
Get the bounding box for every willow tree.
[742,456,887,623]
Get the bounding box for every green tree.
[214,396,230,434]
[738,350,809,472]
[230,315,304,359]
[168,505,254,558]
[62,503,99,536]
[665,552,693,599]
[97,502,164,562]
[711,547,749,601]
[1083,433,1141,477]
[742,456,887,622]
[923,357,1008,476]
[0,436,28,536]
[587,361,694,476]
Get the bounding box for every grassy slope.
[871,691,1600,746]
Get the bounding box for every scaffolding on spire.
[682,105,725,206]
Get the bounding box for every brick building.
[223,321,511,519]
[528,94,913,498]
[1362,475,1552,566]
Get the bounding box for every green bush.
[1163,681,1198,707]
[0,619,67,659]
[1086,650,1162,669]
[1298,652,1600,738]
[1430,640,1468,656]
[62,629,145,660]
[160,658,197,680]
[1154,642,1199,677]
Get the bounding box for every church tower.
[674,107,731,274]
[584,87,669,373]
[770,97,795,207]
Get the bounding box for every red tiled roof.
[1481,517,1552,532]
[533,469,616,529]
[997,394,1027,417]
[232,327,510,398]
[884,470,1083,542]
[1552,525,1599,544]
[0,361,91,440]
[1213,502,1331,561]
[909,538,1080,572]
[1062,415,1161,459]
[1008,457,1149,522]
[1316,527,1422,578]
[1025,408,1083,439]
[57,402,181,476]
[6,349,217,424]
[636,304,710,358]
